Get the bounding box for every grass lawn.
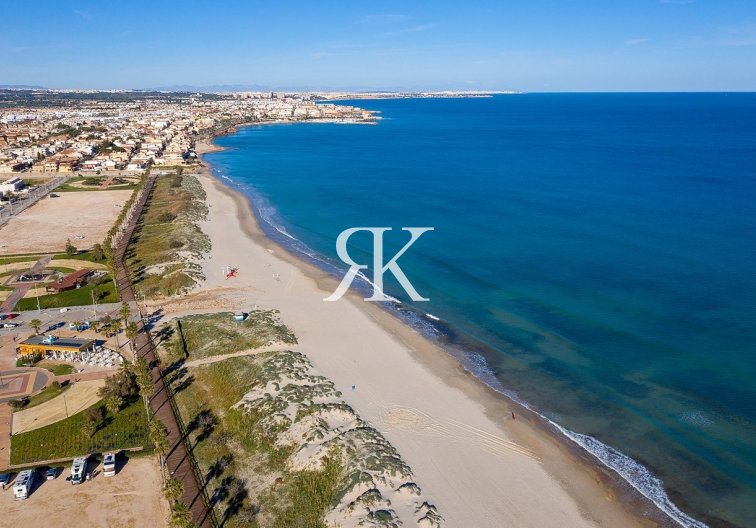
[0,250,104,266]
[37,360,75,376]
[22,381,72,409]
[54,175,139,193]
[10,398,150,465]
[14,276,117,310]
[51,250,107,263]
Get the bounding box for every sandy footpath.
[0,455,169,527]
[0,190,132,254]
[12,380,105,434]
[173,154,659,528]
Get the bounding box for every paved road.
[0,175,69,228]
[0,255,52,313]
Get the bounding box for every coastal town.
[0,89,451,528]
[0,87,680,528]
[0,90,376,177]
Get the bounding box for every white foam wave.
[446,349,707,528]
[550,424,708,528]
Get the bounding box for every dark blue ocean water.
[205,94,756,528]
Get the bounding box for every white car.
[103,453,116,477]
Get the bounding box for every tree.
[104,394,123,416]
[91,243,105,261]
[29,318,42,334]
[65,238,77,256]
[149,419,170,477]
[134,357,154,408]
[8,399,26,411]
[163,477,184,503]
[120,302,131,328]
[170,502,194,528]
[98,363,138,400]
[82,419,96,438]
[125,321,139,352]
[83,406,104,438]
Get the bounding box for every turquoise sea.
[205,94,756,528]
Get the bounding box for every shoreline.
[192,133,676,527]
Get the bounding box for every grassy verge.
[21,382,72,410]
[10,398,150,465]
[166,311,297,363]
[125,173,210,298]
[0,250,105,266]
[37,361,75,376]
[14,276,117,310]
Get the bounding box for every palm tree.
[29,318,42,334]
[120,301,131,327]
[170,502,194,528]
[163,477,183,503]
[135,357,154,411]
[149,419,170,479]
[125,321,139,355]
[104,394,123,416]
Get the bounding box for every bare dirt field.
[0,455,169,527]
[0,190,132,254]
[12,379,106,434]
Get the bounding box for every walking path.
[54,369,113,384]
[113,173,214,527]
[99,174,116,189]
[12,379,105,434]
[182,343,289,369]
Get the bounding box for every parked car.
[46,467,59,480]
[2,323,19,328]
[0,472,12,490]
[103,453,116,477]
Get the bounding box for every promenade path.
[113,173,214,527]
[99,174,116,189]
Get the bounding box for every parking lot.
[0,303,123,336]
[0,455,168,527]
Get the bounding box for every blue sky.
[1,0,755,91]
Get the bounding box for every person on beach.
[512,412,516,420]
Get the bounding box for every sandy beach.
[164,140,668,528]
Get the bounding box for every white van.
[70,457,87,485]
[103,453,116,477]
[13,470,35,500]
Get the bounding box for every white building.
[0,176,25,197]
